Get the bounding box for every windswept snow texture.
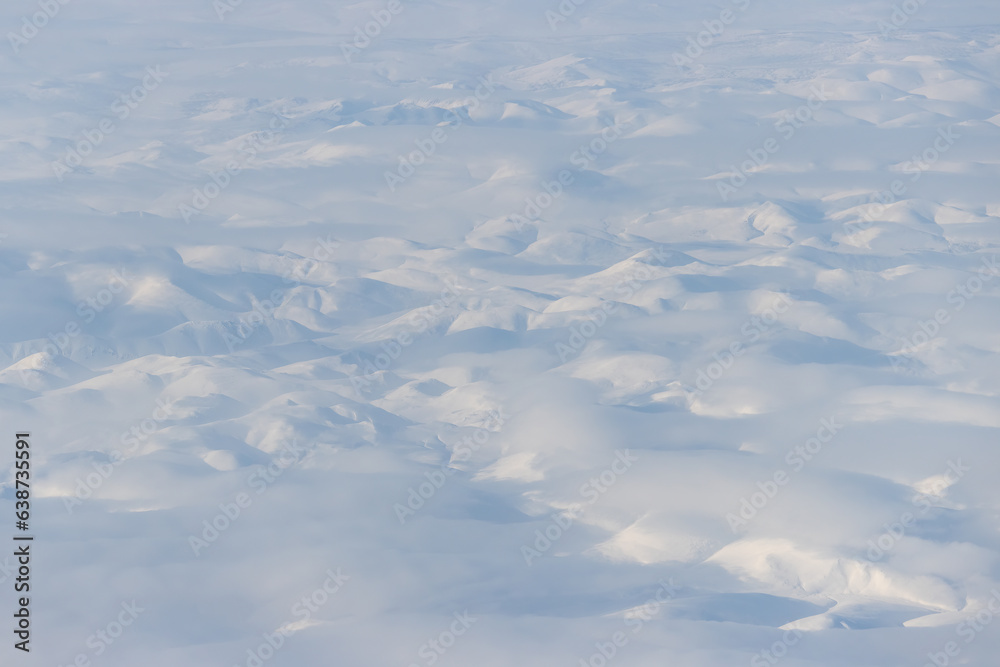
[3,1,1000,666]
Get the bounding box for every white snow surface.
[1,1,1000,665]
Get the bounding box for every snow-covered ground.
[2,1,1000,665]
